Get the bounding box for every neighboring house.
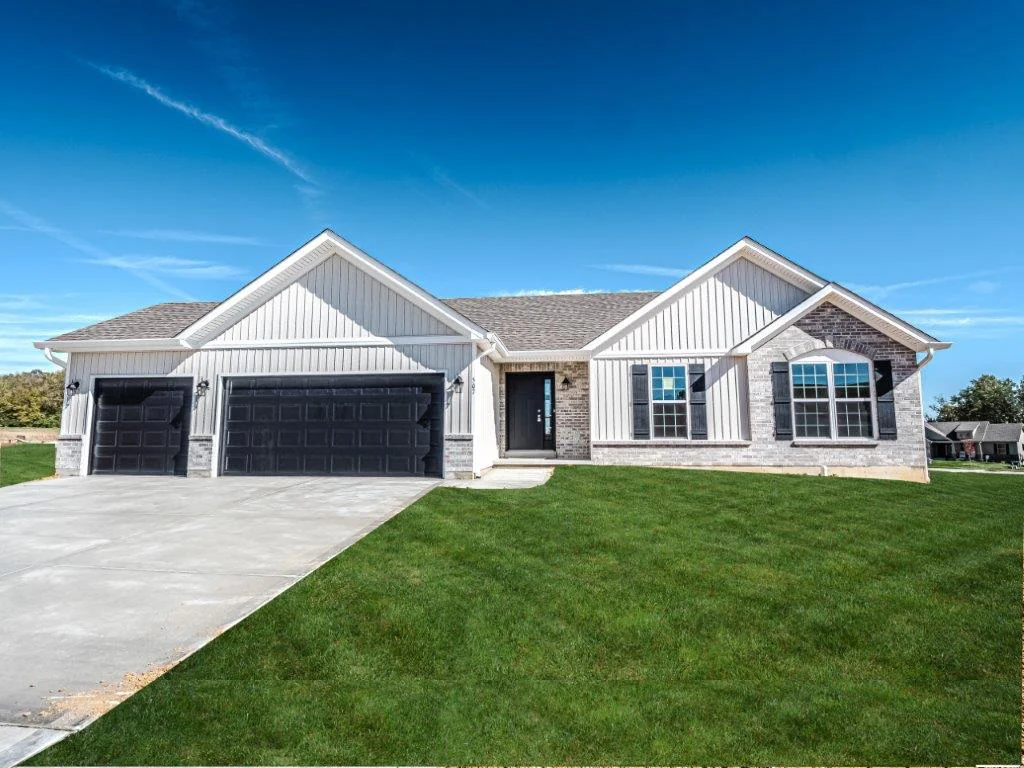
[926,420,1024,461]
[36,231,950,483]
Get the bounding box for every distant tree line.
[0,370,64,427]
[931,374,1024,423]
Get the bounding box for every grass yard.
[931,458,1019,472]
[0,442,55,487]
[30,467,1022,765]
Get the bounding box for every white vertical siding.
[606,257,808,352]
[62,343,475,438]
[590,356,750,441]
[216,255,459,341]
[472,356,499,471]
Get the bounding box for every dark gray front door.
[506,373,554,451]
[219,374,444,477]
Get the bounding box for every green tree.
[0,369,65,427]
[931,374,1024,423]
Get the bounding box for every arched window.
[790,350,875,440]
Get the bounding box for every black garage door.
[90,378,193,476]
[220,374,444,477]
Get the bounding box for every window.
[791,354,875,440]
[650,365,687,439]
[791,363,831,438]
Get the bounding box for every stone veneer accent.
[55,435,82,477]
[444,434,474,479]
[187,435,214,477]
[593,302,928,482]
[498,361,590,459]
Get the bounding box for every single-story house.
[37,231,950,482]
[926,420,1024,461]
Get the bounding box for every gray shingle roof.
[48,302,219,341]
[442,292,660,351]
[979,423,1024,442]
[926,420,1024,443]
[45,291,661,351]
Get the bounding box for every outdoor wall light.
[560,375,572,391]
[195,379,210,397]
[450,375,464,393]
[65,381,80,396]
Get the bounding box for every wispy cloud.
[896,307,1007,316]
[0,200,194,300]
[84,255,244,279]
[968,279,999,295]
[844,267,1019,300]
[102,228,267,246]
[590,263,691,278]
[85,62,315,186]
[172,0,290,130]
[429,166,488,208]
[409,152,487,208]
[0,308,118,373]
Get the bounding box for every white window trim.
[649,364,690,441]
[790,352,878,442]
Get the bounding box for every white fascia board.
[495,349,591,362]
[33,338,187,353]
[729,284,948,355]
[581,237,827,353]
[177,229,489,347]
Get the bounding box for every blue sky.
[1,0,1021,407]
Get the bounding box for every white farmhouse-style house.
[38,231,949,482]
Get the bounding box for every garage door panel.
[220,374,443,478]
[90,379,192,476]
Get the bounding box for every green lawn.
[931,458,1019,472]
[31,467,1021,765]
[0,442,55,486]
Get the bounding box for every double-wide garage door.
[220,374,445,477]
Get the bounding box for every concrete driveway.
[0,474,438,765]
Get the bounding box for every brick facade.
[55,435,82,477]
[444,434,474,479]
[497,361,590,459]
[593,303,928,481]
[187,435,214,477]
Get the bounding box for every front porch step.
[495,457,594,467]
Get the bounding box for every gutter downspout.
[916,345,938,481]
[916,345,936,370]
[42,347,67,370]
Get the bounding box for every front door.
[506,373,554,451]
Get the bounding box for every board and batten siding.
[590,356,750,441]
[215,255,460,341]
[605,258,809,352]
[61,343,474,437]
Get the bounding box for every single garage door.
[90,378,193,476]
[220,374,445,477]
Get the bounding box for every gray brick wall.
[55,435,82,477]
[188,436,213,477]
[444,434,474,479]
[594,302,928,481]
[497,361,590,459]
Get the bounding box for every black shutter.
[771,361,793,441]
[689,363,708,440]
[875,360,897,440]
[631,364,650,440]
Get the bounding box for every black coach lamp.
[195,379,210,397]
[450,375,464,393]
[560,375,572,391]
[65,380,80,396]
